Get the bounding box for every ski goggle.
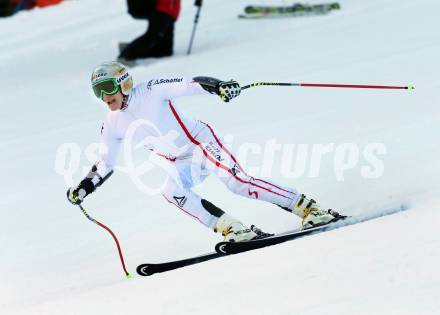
[92,78,119,99]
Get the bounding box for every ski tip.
[126,272,133,280]
[407,85,415,90]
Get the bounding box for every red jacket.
[156,0,180,19]
[10,0,63,9]
[36,0,63,7]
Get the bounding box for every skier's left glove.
[217,80,241,102]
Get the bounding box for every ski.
[136,218,347,276]
[239,2,340,19]
[136,222,343,276]
[136,205,406,276]
[215,219,345,255]
[137,251,222,276]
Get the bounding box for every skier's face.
[102,91,123,111]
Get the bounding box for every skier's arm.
[67,122,122,205]
[148,77,208,99]
[149,76,241,102]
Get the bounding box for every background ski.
[239,2,340,19]
[136,252,223,276]
[244,2,340,13]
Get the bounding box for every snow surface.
[1,0,440,314]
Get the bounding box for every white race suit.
[94,77,299,229]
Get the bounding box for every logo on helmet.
[92,72,107,81]
[117,72,129,84]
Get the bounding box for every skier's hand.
[66,187,86,205]
[217,80,241,102]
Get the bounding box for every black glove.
[192,76,241,102]
[66,186,88,205]
[66,165,114,206]
[66,168,96,205]
[66,176,96,205]
[217,80,241,102]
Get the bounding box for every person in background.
[0,0,62,17]
[0,0,30,16]
[118,0,180,64]
[35,0,63,7]
[0,0,14,16]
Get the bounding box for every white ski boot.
[292,194,342,229]
[214,214,257,242]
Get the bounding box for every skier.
[67,61,343,242]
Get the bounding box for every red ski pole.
[78,204,131,279]
[241,82,415,90]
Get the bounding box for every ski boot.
[292,194,346,229]
[214,214,271,242]
[250,225,274,239]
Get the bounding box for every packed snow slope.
[1,0,440,314]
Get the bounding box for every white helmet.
[91,61,133,98]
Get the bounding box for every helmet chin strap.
[120,94,129,110]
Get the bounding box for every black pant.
[127,0,155,19]
[0,0,15,16]
[119,10,175,60]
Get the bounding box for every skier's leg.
[193,124,299,209]
[166,101,340,229]
[161,176,259,241]
[193,124,340,228]
[161,176,220,229]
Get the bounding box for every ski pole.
[78,204,131,279]
[241,82,415,91]
[187,0,203,55]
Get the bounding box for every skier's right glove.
[66,164,114,206]
[66,178,95,205]
[217,80,241,102]
[66,186,87,205]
